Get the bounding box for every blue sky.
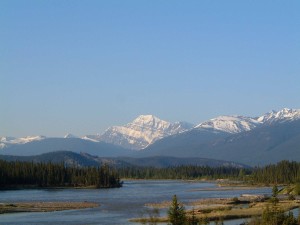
[1,1,300,137]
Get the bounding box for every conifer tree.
[187,208,198,225]
[168,195,186,225]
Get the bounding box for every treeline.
[252,160,300,184]
[0,160,122,188]
[118,160,300,184]
[117,165,250,180]
[2,159,300,189]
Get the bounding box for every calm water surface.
[0,180,271,225]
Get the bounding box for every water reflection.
[0,180,271,225]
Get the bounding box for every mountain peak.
[257,108,300,124]
[134,114,158,121]
[132,114,168,126]
[130,115,171,131]
[64,133,78,138]
[99,115,190,150]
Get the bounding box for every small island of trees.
[0,160,122,188]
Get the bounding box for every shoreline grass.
[0,201,99,214]
[131,197,300,223]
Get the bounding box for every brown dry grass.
[131,198,300,223]
[191,200,300,220]
[0,202,99,214]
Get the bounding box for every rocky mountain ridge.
[1,108,299,151]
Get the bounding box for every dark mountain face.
[114,156,248,168]
[137,120,300,166]
[0,138,132,157]
[0,151,100,167]
[136,128,230,157]
[202,120,300,166]
[0,151,248,168]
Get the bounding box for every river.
[0,180,271,225]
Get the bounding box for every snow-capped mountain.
[139,108,300,165]
[0,136,46,149]
[99,115,193,150]
[195,115,261,134]
[257,108,300,124]
[1,108,299,153]
[194,108,300,134]
[64,133,78,138]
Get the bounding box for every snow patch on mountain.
[64,133,78,138]
[82,135,101,142]
[0,136,46,149]
[195,115,261,134]
[257,108,300,124]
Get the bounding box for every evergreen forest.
[0,160,122,188]
[252,160,300,184]
[117,165,250,180]
[119,160,300,185]
[1,159,300,189]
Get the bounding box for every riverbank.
[0,184,123,190]
[131,196,300,223]
[0,202,99,214]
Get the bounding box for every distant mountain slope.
[140,119,300,166]
[135,108,300,166]
[0,138,132,157]
[0,151,100,167]
[0,151,249,168]
[115,156,248,168]
[138,128,230,157]
[201,120,300,166]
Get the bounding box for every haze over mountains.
[1,108,300,166]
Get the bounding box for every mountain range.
[1,108,300,166]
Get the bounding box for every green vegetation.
[136,195,300,225]
[295,183,300,195]
[138,207,161,225]
[269,185,279,205]
[135,159,300,225]
[118,165,249,180]
[3,157,300,188]
[246,206,300,225]
[168,195,186,225]
[0,160,122,188]
[118,160,300,186]
[252,160,300,184]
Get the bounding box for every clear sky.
[1,0,300,137]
